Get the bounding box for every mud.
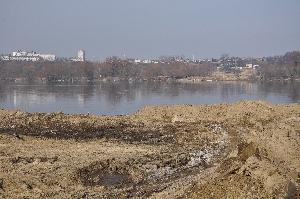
[0,101,300,198]
[77,159,133,187]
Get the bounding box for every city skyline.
[1,0,300,60]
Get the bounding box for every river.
[0,81,299,115]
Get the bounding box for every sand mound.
[0,101,299,198]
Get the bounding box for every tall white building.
[70,49,86,62]
[78,49,85,62]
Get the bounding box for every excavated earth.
[0,101,299,198]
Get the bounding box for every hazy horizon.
[1,0,300,60]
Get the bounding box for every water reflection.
[0,81,299,115]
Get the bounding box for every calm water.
[0,81,299,115]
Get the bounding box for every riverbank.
[2,75,300,85]
[176,69,258,83]
[0,101,299,198]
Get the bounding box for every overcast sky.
[0,0,300,60]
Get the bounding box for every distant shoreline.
[1,76,299,84]
[1,50,300,84]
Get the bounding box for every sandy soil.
[0,101,299,198]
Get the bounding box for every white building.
[142,59,152,64]
[134,59,153,64]
[134,59,141,64]
[70,50,86,62]
[245,64,259,69]
[1,50,56,61]
[1,55,10,61]
[78,49,85,62]
[246,64,253,68]
[39,54,56,61]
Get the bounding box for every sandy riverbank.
[0,101,299,198]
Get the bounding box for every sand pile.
[0,101,299,198]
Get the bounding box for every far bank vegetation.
[0,51,299,83]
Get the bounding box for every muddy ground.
[0,101,299,198]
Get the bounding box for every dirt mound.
[0,101,299,198]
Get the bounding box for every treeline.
[0,57,216,82]
[0,61,95,82]
[0,51,299,82]
[259,51,300,80]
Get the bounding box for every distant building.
[70,49,86,62]
[246,64,253,68]
[134,59,141,64]
[245,64,259,69]
[142,59,151,64]
[78,49,85,62]
[1,55,11,61]
[0,50,56,61]
[39,54,56,61]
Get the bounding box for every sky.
[0,0,300,60]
